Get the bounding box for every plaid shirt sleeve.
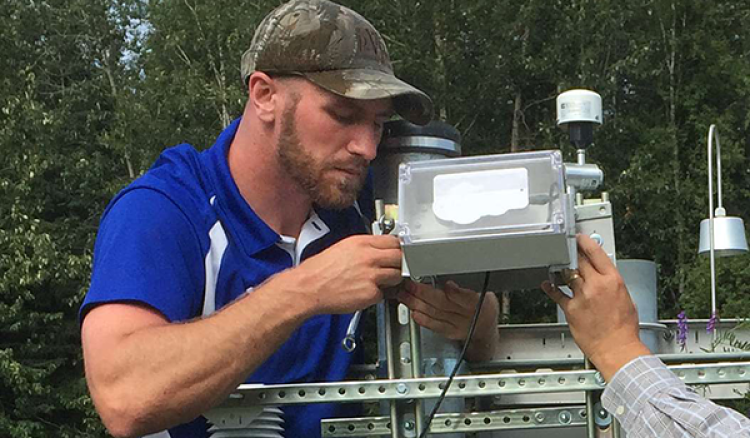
[602,355,750,437]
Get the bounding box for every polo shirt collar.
[276,211,331,266]
[202,118,288,256]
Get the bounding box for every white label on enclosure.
[432,168,529,225]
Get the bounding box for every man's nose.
[347,126,380,162]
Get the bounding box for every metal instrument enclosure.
[397,150,576,278]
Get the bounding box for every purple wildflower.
[677,310,688,351]
[707,311,719,334]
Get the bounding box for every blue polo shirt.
[82,118,371,437]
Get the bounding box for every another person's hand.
[397,280,499,361]
[541,234,651,381]
[278,234,403,315]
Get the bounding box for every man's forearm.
[83,275,313,437]
[465,324,499,362]
[464,294,500,362]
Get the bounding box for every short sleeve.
[81,188,205,323]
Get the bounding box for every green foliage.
[3,0,750,434]
[132,0,272,154]
[706,320,750,412]
[0,0,139,435]
[710,320,750,352]
[683,256,750,319]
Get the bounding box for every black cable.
[418,271,491,438]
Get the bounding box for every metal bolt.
[534,412,545,423]
[558,410,572,424]
[594,372,605,386]
[404,421,415,431]
[594,403,613,427]
[396,383,409,395]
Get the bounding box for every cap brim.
[302,69,433,126]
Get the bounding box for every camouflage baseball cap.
[241,0,433,125]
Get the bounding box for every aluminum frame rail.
[321,406,593,437]
[316,361,750,436]
[220,361,750,408]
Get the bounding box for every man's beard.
[276,98,368,210]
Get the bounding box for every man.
[544,235,750,437]
[79,1,499,437]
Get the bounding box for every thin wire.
[418,271,491,438]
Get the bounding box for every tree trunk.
[432,4,448,121]
[661,1,685,302]
[102,49,135,180]
[511,91,522,152]
[184,0,230,128]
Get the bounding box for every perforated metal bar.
[321,406,590,436]
[220,362,750,408]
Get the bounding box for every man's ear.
[248,72,280,123]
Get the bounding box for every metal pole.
[385,300,403,438]
[409,317,424,435]
[708,125,718,341]
[573,151,597,438]
[612,418,622,438]
[385,297,423,438]
[577,149,587,165]
[584,358,596,438]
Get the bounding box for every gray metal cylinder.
[617,260,659,323]
[563,163,604,192]
[371,120,461,204]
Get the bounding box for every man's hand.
[276,234,403,315]
[541,234,651,381]
[397,280,499,361]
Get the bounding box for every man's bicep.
[82,302,169,358]
[82,189,205,325]
[80,301,171,421]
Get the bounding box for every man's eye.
[333,113,356,125]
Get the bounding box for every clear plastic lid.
[397,150,567,244]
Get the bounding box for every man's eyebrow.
[324,98,394,119]
[352,100,395,118]
[377,108,396,119]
